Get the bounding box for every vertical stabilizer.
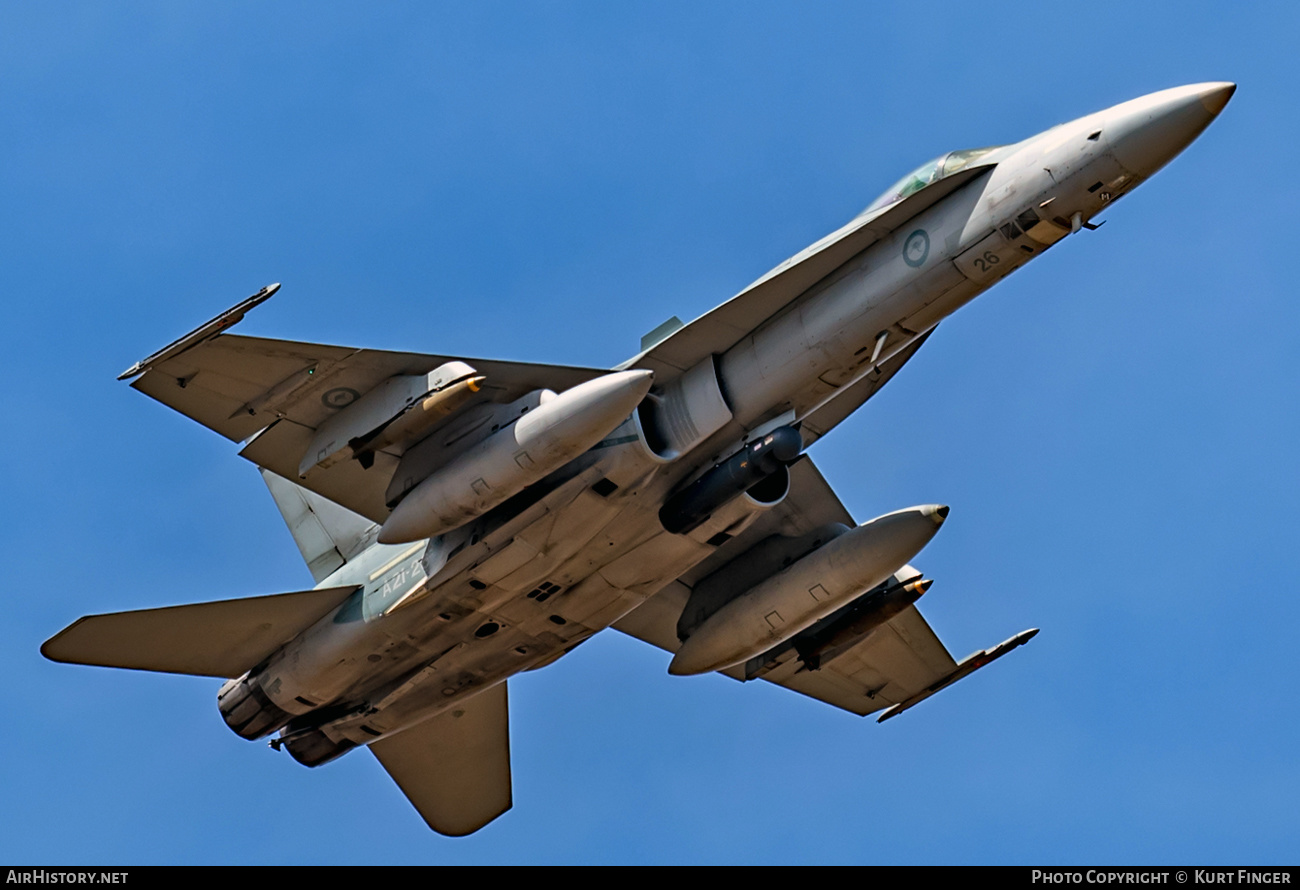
[261,469,377,582]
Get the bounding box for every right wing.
[121,288,611,522]
[370,681,512,836]
[741,606,1037,721]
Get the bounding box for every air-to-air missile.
[299,361,486,474]
[787,572,934,672]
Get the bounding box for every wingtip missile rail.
[876,627,1040,723]
[117,282,280,381]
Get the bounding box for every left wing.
[121,287,610,522]
[613,456,1035,719]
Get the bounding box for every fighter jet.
[44,83,1234,836]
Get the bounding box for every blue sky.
[4,3,1296,865]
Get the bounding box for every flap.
[41,586,359,679]
[370,681,512,836]
[744,604,957,716]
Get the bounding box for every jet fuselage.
[220,83,1234,767]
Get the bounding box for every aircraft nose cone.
[923,504,950,525]
[1104,82,1235,178]
[1199,82,1236,115]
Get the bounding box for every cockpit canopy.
[861,146,1004,217]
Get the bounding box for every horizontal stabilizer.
[42,586,358,678]
[370,681,512,836]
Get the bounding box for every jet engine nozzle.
[218,673,292,740]
[280,729,358,768]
